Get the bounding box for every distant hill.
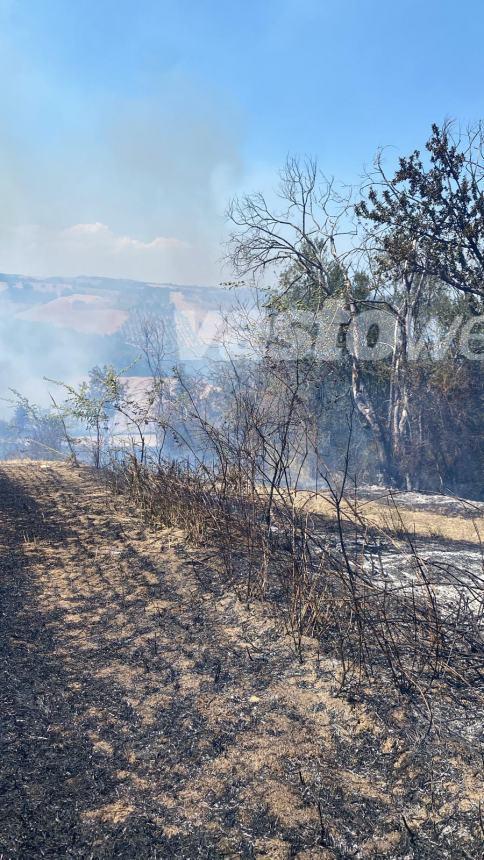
[0,273,246,413]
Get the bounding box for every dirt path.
[0,462,481,859]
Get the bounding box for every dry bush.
[102,321,482,739]
[106,446,483,732]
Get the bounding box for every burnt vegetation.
[1,122,483,858]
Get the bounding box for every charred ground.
[0,462,482,859]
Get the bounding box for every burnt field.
[0,461,482,859]
[297,487,483,613]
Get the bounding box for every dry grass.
[272,489,484,544]
[0,461,482,859]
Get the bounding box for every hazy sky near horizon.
[1,0,483,285]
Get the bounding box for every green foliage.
[48,365,124,431]
[356,121,484,301]
[7,391,65,458]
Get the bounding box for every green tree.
[356,121,484,301]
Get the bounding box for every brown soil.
[0,461,482,858]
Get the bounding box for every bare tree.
[226,157,401,484]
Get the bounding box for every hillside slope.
[0,462,481,858]
[0,274,243,411]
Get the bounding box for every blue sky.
[1,0,483,283]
